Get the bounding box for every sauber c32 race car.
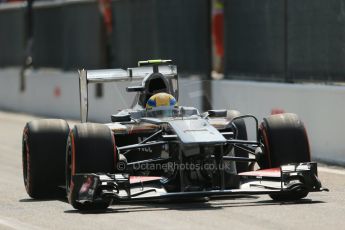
[22,60,327,210]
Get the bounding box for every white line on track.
[0,217,43,230]
[318,166,345,175]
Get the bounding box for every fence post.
[202,0,213,112]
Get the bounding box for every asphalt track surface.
[0,111,344,230]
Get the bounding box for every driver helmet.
[146,93,177,110]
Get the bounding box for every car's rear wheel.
[226,110,248,173]
[66,123,116,210]
[22,119,69,198]
[260,113,310,201]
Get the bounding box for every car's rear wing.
[78,62,177,123]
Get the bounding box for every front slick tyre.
[66,123,116,211]
[260,113,311,201]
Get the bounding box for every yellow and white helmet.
[146,93,177,110]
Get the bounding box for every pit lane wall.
[0,68,344,165]
[211,80,345,166]
[0,68,202,122]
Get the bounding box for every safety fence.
[0,0,210,75]
[1,0,345,82]
[0,3,26,67]
[110,0,211,74]
[224,0,345,82]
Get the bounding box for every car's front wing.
[70,162,327,204]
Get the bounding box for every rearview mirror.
[126,86,145,92]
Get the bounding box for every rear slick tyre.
[22,119,69,199]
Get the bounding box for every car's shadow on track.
[63,196,325,215]
[19,197,68,203]
[19,188,69,203]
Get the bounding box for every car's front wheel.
[66,123,116,210]
[260,113,310,201]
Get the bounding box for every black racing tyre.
[259,113,310,201]
[66,123,116,211]
[226,110,248,173]
[22,119,70,199]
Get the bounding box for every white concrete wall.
[212,80,345,165]
[0,68,202,122]
[0,68,344,165]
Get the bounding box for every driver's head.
[146,93,177,110]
